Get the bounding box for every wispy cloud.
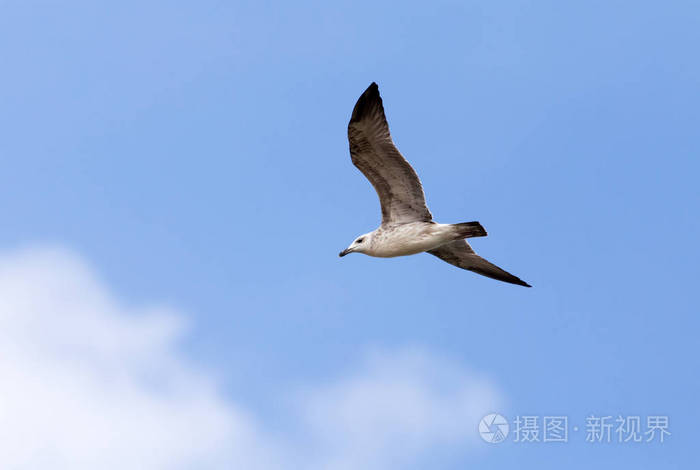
[0,246,501,469]
[297,349,501,469]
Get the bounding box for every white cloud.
[298,349,501,470]
[0,246,502,469]
[0,247,270,469]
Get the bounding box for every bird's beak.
[339,248,351,257]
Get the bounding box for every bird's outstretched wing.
[428,240,531,287]
[348,82,432,225]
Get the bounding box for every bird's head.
[339,232,373,257]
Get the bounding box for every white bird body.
[349,223,472,258]
[339,83,531,287]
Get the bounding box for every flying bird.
[339,83,531,287]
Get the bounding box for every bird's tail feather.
[452,221,487,239]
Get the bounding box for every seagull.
[339,83,531,287]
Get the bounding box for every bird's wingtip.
[363,82,379,97]
[512,277,532,288]
[350,82,383,124]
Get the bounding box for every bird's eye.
[356,238,364,244]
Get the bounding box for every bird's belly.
[370,224,453,257]
[371,242,430,258]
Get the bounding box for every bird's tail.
[451,221,487,239]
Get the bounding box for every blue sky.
[1,1,698,468]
